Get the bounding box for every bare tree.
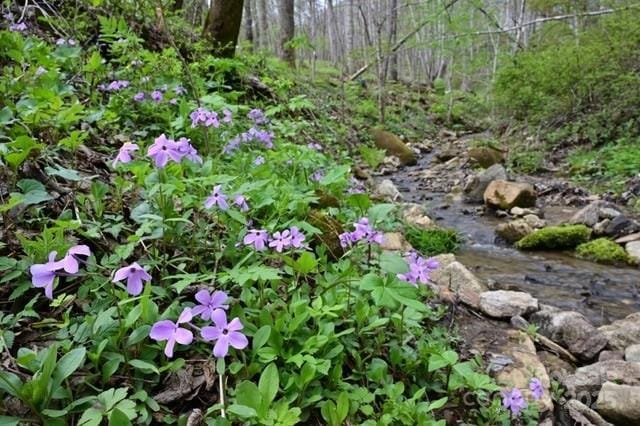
[279,0,295,66]
[244,0,255,48]
[203,0,246,58]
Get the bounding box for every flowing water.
[391,155,640,326]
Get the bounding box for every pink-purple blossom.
[289,226,306,248]
[339,217,384,248]
[204,185,229,210]
[112,142,139,167]
[243,229,269,251]
[269,230,292,252]
[133,92,145,102]
[30,251,62,300]
[529,378,544,400]
[112,262,152,296]
[150,308,193,358]
[397,252,439,286]
[247,108,267,125]
[147,134,182,168]
[502,388,527,416]
[174,86,186,95]
[58,245,91,274]
[254,156,265,165]
[223,109,232,123]
[190,107,221,128]
[233,195,249,212]
[151,90,163,102]
[175,137,202,164]
[9,22,27,32]
[105,80,129,91]
[191,290,229,321]
[201,309,248,358]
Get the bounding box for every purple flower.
[169,98,178,105]
[204,185,229,210]
[269,230,292,252]
[243,229,269,251]
[223,109,232,123]
[254,156,265,165]
[112,262,152,296]
[247,108,266,125]
[106,80,129,91]
[307,142,323,151]
[30,251,62,300]
[339,217,384,248]
[58,245,91,274]
[397,252,439,286]
[529,378,544,400]
[133,92,145,102]
[233,195,249,212]
[201,310,248,358]
[502,388,527,416]
[289,226,306,248]
[223,137,241,154]
[311,170,324,182]
[175,137,202,164]
[174,86,186,95]
[338,232,354,248]
[150,308,193,358]
[147,134,181,168]
[151,90,163,102]
[9,22,27,32]
[191,290,229,321]
[112,142,139,167]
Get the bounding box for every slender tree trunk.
[244,0,255,48]
[388,0,399,81]
[257,0,269,49]
[279,0,295,67]
[203,0,245,58]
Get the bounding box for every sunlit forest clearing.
[1,1,640,425]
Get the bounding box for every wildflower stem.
[219,371,226,418]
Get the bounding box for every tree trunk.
[203,0,245,58]
[257,0,269,49]
[279,0,295,67]
[244,0,255,48]
[173,0,184,11]
[388,0,399,81]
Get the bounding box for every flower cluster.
[204,185,249,212]
[347,177,366,194]
[501,378,544,417]
[223,127,274,154]
[30,245,91,299]
[339,218,384,248]
[307,142,323,151]
[397,252,439,286]
[243,226,306,252]
[9,22,27,32]
[248,108,267,125]
[112,142,139,167]
[99,80,130,92]
[149,290,248,358]
[146,134,202,168]
[134,85,183,104]
[190,107,232,128]
[310,169,325,182]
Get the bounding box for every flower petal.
[127,275,143,296]
[150,320,175,341]
[195,289,211,305]
[227,317,244,332]
[177,307,192,324]
[228,331,248,350]
[164,337,176,358]
[201,326,221,341]
[174,327,193,345]
[211,308,228,329]
[113,265,131,282]
[213,335,230,358]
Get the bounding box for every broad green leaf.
[252,325,271,351]
[258,363,279,408]
[379,252,409,275]
[53,347,86,385]
[227,404,257,418]
[234,381,261,412]
[0,371,23,397]
[128,359,159,375]
[108,408,131,426]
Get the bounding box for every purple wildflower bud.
[289,226,306,248]
[9,22,27,32]
[233,195,249,212]
[311,170,324,182]
[98,83,107,91]
[502,388,527,416]
[175,137,202,164]
[269,230,292,252]
[254,156,265,165]
[112,142,139,168]
[201,310,248,358]
[204,185,229,210]
[151,90,163,102]
[30,251,63,300]
[191,290,229,321]
[147,134,181,168]
[223,109,232,123]
[247,108,266,125]
[307,142,323,151]
[529,378,544,400]
[243,229,269,251]
[338,232,353,248]
[58,245,91,274]
[112,262,152,296]
[174,86,186,95]
[133,92,145,102]
[149,308,193,358]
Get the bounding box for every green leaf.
[336,392,349,423]
[428,350,458,372]
[128,359,159,375]
[258,363,279,409]
[53,347,86,385]
[126,325,151,346]
[234,381,262,412]
[427,396,448,411]
[225,208,246,225]
[379,252,409,275]
[78,408,102,426]
[45,165,84,181]
[102,358,121,383]
[0,371,23,397]
[108,408,131,426]
[368,203,395,224]
[252,325,271,351]
[227,404,257,418]
[0,416,20,426]
[293,252,317,274]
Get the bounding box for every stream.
[391,154,640,326]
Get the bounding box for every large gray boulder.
[569,201,620,227]
[625,344,640,362]
[495,219,534,243]
[479,290,538,318]
[595,382,640,424]
[402,203,434,229]
[562,360,640,400]
[374,179,402,202]
[531,310,608,361]
[598,312,640,351]
[463,164,507,203]
[483,180,537,210]
[429,260,487,308]
[563,399,613,426]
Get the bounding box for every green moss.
[515,225,591,250]
[404,225,459,256]
[576,238,631,264]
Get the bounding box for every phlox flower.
[204,185,229,210]
[58,245,91,274]
[192,290,229,320]
[133,92,145,102]
[147,134,181,168]
[233,195,249,212]
[243,229,269,251]
[150,308,193,358]
[35,66,47,76]
[311,169,324,182]
[112,142,139,167]
[529,378,544,400]
[151,90,163,102]
[30,251,62,300]
[113,262,152,296]
[339,217,384,248]
[175,137,202,164]
[289,226,306,248]
[247,108,266,125]
[269,230,292,252]
[9,22,27,32]
[254,156,265,165]
[174,86,186,95]
[223,109,232,123]
[307,142,323,151]
[169,98,178,105]
[397,252,439,286]
[502,388,527,416]
[201,310,248,358]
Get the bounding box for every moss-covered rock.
[308,209,345,260]
[516,225,591,250]
[468,146,505,168]
[372,129,417,166]
[576,238,631,264]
